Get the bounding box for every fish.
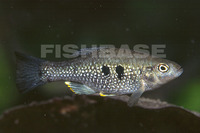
[15,47,183,106]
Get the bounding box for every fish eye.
[158,63,169,73]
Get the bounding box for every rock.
[0,95,200,133]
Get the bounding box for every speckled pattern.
[39,48,183,95]
[40,52,150,95]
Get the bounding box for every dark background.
[0,0,200,114]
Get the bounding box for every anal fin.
[65,81,95,95]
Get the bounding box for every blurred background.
[0,0,200,114]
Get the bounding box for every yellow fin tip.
[65,81,76,94]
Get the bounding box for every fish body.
[16,48,183,106]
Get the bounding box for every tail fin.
[15,52,46,93]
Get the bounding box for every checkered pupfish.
[15,47,183,106]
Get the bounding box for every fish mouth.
[175,67,183,77]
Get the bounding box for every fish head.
[143,58,183,90]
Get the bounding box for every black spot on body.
[116,65,124,80]
[102,65,110,75]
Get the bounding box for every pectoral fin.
[127,80,146,107]
[65,81,95,95]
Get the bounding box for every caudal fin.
[15,52,46,93]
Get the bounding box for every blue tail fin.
[15,52,46,93]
